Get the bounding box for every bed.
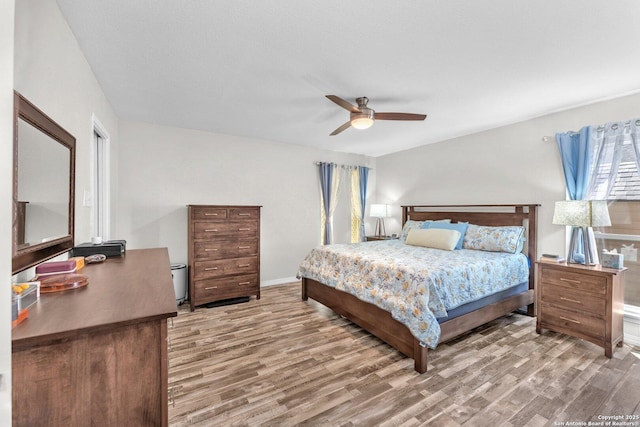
[298,204,539,373]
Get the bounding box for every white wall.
[1,0,15,422]
[116,121,375,283]
[13,0,119,249]
[376,91,640,258]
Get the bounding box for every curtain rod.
[542,118,640,142]
[314,161,372,170]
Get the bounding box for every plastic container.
[35,260,77,276]
[12,282,40,312]
[171,263,187,305]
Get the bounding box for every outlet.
[83,189,92,207]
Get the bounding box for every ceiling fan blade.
[330,121,352,136]
[326,95,360,113]
[375,112,427,121]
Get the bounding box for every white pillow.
[399,219,451,242]
[405,228,461,251]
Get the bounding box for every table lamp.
[552,200,611,265]
[370,204,389,237]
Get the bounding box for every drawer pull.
[204,213,219,216]
[237,213,251,216]
[204,286,218,290]
[238,246,251,249]
[205,229,219,232]
[204,248,218,252]
[204,267,218,271]
[238,281,251,285]
[238,264,251,267]
[559,316,581,325]
[560,296,582,304]
[559,278,581,284]
[238,228,252,231]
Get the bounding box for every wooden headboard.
[401,204,539,288]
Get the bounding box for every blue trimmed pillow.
[462,224,525,253]
[422,221,468,250]
[399,219,451,242]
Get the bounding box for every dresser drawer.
[194,274,259,300]
[193,221,258,239]
[540,268,607,295]
[191,207,228,220]
[194,256,258,279]
[541,304,605,340]
[229,207,260,220]
[540,284,606,316]
[193,240,259,260]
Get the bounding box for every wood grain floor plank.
[168,282,640,426]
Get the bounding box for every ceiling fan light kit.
[326,95,426,135]
[351,111,374,130]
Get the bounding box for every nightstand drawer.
[542,305,605,340]
[540,268,607,295]
[540,285,606,316]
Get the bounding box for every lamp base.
[374,218,386,237]
[567,226,599,265]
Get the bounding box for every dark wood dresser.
[187,205,261,310]
[12,248,178,426]
[536,261,626,358]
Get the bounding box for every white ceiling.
[56,0,640,157]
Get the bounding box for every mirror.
[13,91,75,274]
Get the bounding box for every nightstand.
[366,235,397,241]
[535,261,626,358]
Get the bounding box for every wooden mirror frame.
[13,91,75,274]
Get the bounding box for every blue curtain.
[555,126,592,200]
[556,126,593,262]
[358,167,369,241]
[318,162,334,245]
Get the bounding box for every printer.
[72,240,126,258]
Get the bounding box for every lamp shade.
[351,111,375,130]
[552,200,611,227]
[369,204,389,218]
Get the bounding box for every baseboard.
[260,276,300,287]
[624,304,640,348]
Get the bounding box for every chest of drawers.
[535,261,626,357]
[188,205,261,310]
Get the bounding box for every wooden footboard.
[301,204,539,374]
[302,277,533,373]
[302,277,428,373]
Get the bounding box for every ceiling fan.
[326,95,427,136]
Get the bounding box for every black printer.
[72,240,126,258]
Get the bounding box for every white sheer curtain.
[319,162,342,245]
[350,166,369,243]
[587,120,640,199]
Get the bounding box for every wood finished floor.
[168,282,640,426]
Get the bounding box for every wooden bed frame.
[302,204,539,373]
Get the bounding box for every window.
[592,125,640,308]
[92,114,111,240]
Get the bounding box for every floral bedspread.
[297,240,529,348]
